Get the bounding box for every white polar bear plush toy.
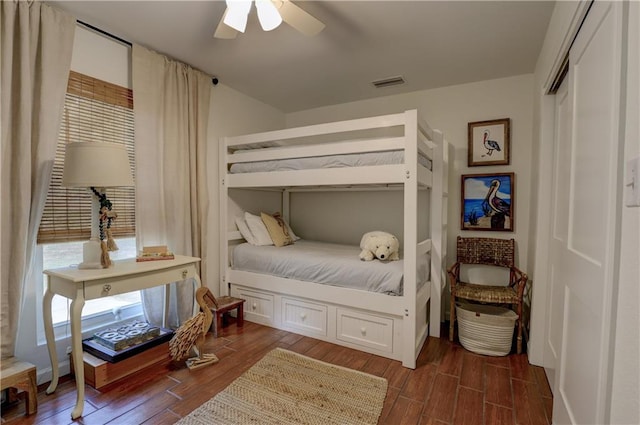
[359,231,400,261]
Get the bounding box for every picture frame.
[461,172,514,231]
[468,118,510,166]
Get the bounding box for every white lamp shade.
[62,142,134,188]
[255,0,282,31]
[224,0,252,33]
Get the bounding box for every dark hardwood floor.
[1,321,552,425]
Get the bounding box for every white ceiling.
[50,1,555,113]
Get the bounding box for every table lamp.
[62,142,134,269]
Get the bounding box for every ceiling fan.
[214,0,325,39]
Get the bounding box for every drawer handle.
[360,327,367,336]
[300,313,307,321]
[102,284,111,295]
[181,270,188,279]
[252,303,257,310]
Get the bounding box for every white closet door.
[544,76,570,390]
[551,1,625,423]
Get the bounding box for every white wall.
[206,83,284,295]
[286,74,534,278]
[290,190,429,246]
[610,2,640,422]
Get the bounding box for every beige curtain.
[0,1,75,358]
[132,44,211,328]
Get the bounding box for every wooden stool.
[1,357,37,415]
[210,296,245,337]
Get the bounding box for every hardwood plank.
[419,415,450,425]
[486,355,511,368]
[140,408,180,425]
[284,335,321,354]
[278,332,305,346]
[485,402,515,425]
[422,373,458,422]
[168,346,264,400]
[80,376,180,425]
[512,379,549,425]
[509,354,535,382]
[379,386,400,423]
[106,392,182,425]
[400,363,436,402]
[418,337,448,367]
[383,395,424,425]
[321,345,371,370]
[383,359,411,390]
[438,344,464,377]
[542,396,553,424]
[532,366,552,399]
[302,340,336,360]
[460,353,485,391]
[360,355,392,377]
[453,387,483,425]
[485,364,513,408]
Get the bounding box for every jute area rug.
[176,347,388,425]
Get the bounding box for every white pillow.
[244,212,274,246]
[235,217,258,245]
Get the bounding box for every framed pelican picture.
[468,118,510,166]
[461,172,514,231]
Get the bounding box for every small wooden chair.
[209,295,245,337]
[1,357,38,416]
[448,237,528,354]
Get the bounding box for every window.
[38,71,135,243]
[39,71,138,325]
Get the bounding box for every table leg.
[215,313,223,338]
[237,303,244,327]
[192,272,202,315]
[43,279,58,395]
[163,283,171,329]
[70,290,85,420]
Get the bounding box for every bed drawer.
[230,286,274,325]
[336,308,394,353]
[281,298,327,336]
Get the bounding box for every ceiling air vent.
[372,75,405,88]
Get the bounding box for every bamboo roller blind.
[38,71,136,244]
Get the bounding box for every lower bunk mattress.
[231,239,429,296]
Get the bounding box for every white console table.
[42,255,202,419]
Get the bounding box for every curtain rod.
[78,20,131,46]
[76,20,219,86]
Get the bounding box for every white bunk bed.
[219,110,449,369]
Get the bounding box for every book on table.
[136,245,174,262]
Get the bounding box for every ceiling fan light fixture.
[255,0,282,31]
[224,0,252,33]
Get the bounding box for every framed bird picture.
[461,172,514,231]
[468,118,510,166]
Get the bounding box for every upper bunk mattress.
[231,240,429,296]
[229,150,432,174]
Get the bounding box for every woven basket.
[456,303,518,356]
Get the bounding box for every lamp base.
[78,239,105,269]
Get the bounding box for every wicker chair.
[448,236,528,354]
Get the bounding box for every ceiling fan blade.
[214,8,239,39]
[277,0,325,36]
